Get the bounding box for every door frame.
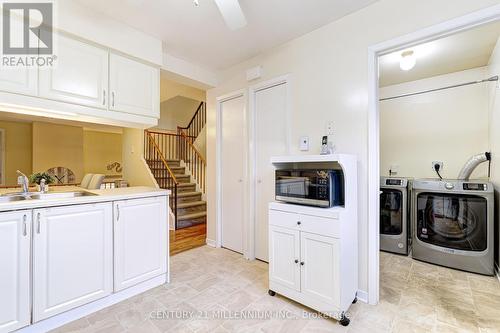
[366,4,500,305]
[248,74,292,260]
[215,89,249,257]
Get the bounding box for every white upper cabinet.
[109,53,159,118]
[0,67,37,96]
[114,196,167,291]
[39,34,108,109]
[32,203,113,322]
[0,211,31,333]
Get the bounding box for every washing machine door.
[416,193,487,251]
[380,189,403,235]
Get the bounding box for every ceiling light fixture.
[193,0,199,7]
[400,50,416,71]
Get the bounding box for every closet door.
[220,94,246,253]
[254,82,288,261]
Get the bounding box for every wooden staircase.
[144,102,206,229]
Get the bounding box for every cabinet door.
[114,196,167,291]
[39,34,108,108]
[300,232,340,307]
[109,53,159,118]
[33,203,113,322]
[0,67,37,96]
[0,211,31,333]
[268,225,300,291]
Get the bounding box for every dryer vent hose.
[457,152,491,180]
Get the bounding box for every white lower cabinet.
[32,203,113,322]
[268,206,357,323]
[269,225,300,291]
[300,232,340,307]
[0,211,31,333]
[113,196,167,291]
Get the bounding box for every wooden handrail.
[146,132,179,184]
[180,131,206,165]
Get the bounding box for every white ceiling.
[379,21,500,87]
[74,0,378,70]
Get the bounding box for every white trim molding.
[366,4,500,305]
[206,238,217,248]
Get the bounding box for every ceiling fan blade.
[214,0,247,30]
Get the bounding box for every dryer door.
[416,193,487,251]
[380,189,403,235]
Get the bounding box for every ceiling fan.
[194,0,247,30]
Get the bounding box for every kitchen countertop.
[0,186,170,212]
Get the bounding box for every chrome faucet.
[16,170,29,195]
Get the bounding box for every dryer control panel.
[463,183,488,191]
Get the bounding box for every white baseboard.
[19,274,167,333]
[356,290,368,304]
[206,238,216,247]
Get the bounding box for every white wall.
[488,36,500,268]
[380,67,490,179]
[205,0,500,297]
[156,96,201,131]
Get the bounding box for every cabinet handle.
[297,221,301,225]
[36,212,41,234]
[294,259,299,264]
[300,261,305,266]
[112,92,115,107]
[23,214,27,236]
[116,205,120,221]
[103,90,106,105]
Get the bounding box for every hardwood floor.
[170,223,207,255]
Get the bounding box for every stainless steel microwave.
[275,169,344,208]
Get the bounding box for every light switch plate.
[300,136,309,151]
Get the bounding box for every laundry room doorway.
[367,6,500,305]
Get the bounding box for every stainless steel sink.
[0,195,29,203]
[30,191,97,200]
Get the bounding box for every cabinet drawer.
[269,210,301,230]
[269,209,340,238]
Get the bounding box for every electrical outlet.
[432,161,443,171]
[326,121,334,135]
[299,136,309,151]
[389,165,399,175]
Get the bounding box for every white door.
[39,34,108,108]
[0,211,31,333]
[109,53,159,118]
[220,94,246,253]
[114,196,168,291]
[255,82,288,261]
[33,203,113,322]
[300,232,340,307]
[269,225,300,291]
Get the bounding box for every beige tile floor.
[52,247,500,333]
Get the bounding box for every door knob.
[300,262,305,266]
[294,259,299,263]
[238,179,243,183]
[257,179,262,184]
[297,221,301,225]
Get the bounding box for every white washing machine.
[380,177,411,255]
[412,179,494,275]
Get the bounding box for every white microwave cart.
[268,154,358,326]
